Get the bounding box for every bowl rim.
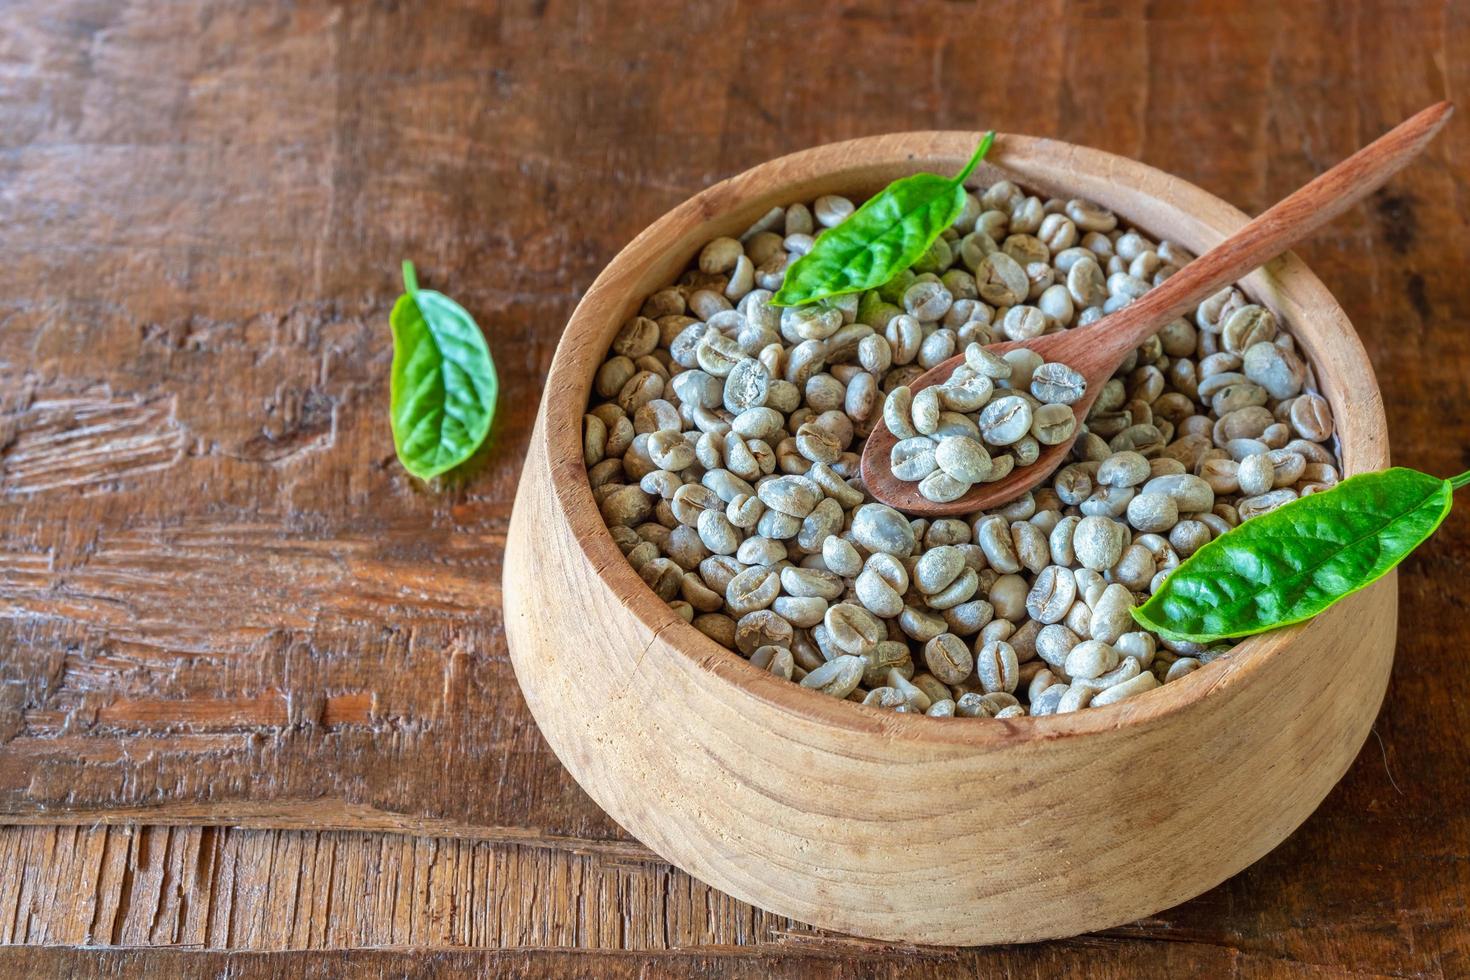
[537,130,1389,746]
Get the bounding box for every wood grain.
[0,942,1411,980]
[1,0,1468,972]
[0,821,1464,975]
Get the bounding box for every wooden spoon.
[861,101,1453,517]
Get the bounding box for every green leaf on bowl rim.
[389,260,499,480]
[1132,466,1470,644]
[770,131,996,308]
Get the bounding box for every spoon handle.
[1090,100,1454,365]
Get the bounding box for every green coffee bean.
[924,633,974,685]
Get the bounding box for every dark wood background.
[2,0,1468,975]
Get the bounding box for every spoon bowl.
[862,100,1452,516]
[861,332,1109,515]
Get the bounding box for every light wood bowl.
[503,133,1395,945]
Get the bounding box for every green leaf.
[770,132,995,307]
[1132,467,1466,643]
[389,260,499,480]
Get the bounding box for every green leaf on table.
[389,260,499,480]
[770,131,996,307]
[1132,466,1470,643]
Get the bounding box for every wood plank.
[0,802,1466,972]
[0,820,1455,977]
[0,945,1397,980]
[0,0,1461,841]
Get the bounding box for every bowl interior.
[540,132,1389,743]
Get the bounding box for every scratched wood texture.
[1,0,1468,975]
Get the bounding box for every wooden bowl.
[503,133,1395,945]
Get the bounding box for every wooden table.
[2,1,1468,976]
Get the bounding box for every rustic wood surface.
[1,0,1467,975]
